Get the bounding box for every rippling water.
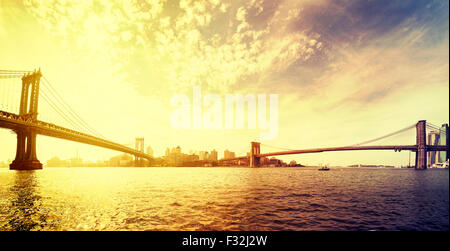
[0,167,448,231]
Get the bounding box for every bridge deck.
[220,145,448,161]
[0,110,152,159]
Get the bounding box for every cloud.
[19,0,326,96]
[290,0,448,46]
[11,0,449,99]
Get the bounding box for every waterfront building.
[427,131,440,166]
[224,150,235,159]
[439,124,449,162]
[108,154,133,166]
[199,151,209,161]
[47,156,69,167]
[210,149,218,161]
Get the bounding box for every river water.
[0,167,448,231]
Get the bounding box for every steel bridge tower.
[415,120,427,169]
[10,70,43,170]
[250,142,261,168]
[135,137,145,166]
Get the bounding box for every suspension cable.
[40,83,96,135]
[0,69,105,138]
[41,76,105,138]
[39,90,88,133]
[428,122,445,128]
[259,123,419,152]
[351,124,416,146]
[260,143,296,151]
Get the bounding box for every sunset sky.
[0,0,448,166]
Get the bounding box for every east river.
[0,167,448,231]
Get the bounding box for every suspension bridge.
[0,69,152,170]
[0,69,448,170]
[219,121,449,168]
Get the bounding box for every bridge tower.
[415,120,427,170]
[10,70,43,170]
[250,142,261,168]
[441,124,449,162]
[135,137,145,166]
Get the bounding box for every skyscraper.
[199,151,209,160]
[210,149,218,161]
[427,131,440,166]
[439,124,449,163]
[224,150,235,159]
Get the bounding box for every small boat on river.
[318,165,330,171]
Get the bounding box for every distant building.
[439,124,449,163]
[268,157,283,167]
[165,148,170,157]
[47,156,68,167]
[164,146,201,166]
[427,131,440,166]
[199,151,209,161]
[146,146,154,157]
[210,149,218,161]
[109,154,133,166]
[70,157,83,167]
[224,150,235,159]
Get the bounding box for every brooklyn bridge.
[0,69,448,170]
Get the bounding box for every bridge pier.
[250,142,261,168]
[415,120,427,170]
[10,129,42,170]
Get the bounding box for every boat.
[318,165,330,171]
[431,160,449,168]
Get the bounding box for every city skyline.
[1,131,446,168]
[0,0,449,166]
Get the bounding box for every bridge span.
[220,121,449,169]
[0,69,152,170]
[257,145,448,157]
[0,110,153,160]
